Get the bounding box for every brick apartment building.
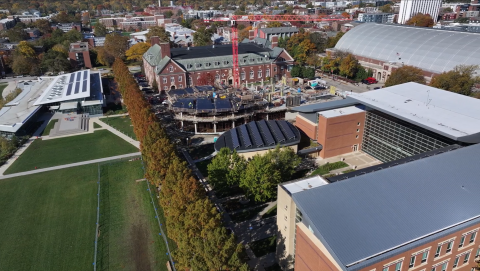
[69,42,92,69]
[51,23,82,32]
[277,142,480,271]
[143,37,294,90]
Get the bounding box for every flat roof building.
[277,142,480,271]
[292,83,480,162]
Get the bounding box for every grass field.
[0,165,98,271]
[93,122,102,128]
[101,116,136,139]
[0,83,8,97]
[97,159,170,271]
[41,119,58,136]
[4,130,138,174]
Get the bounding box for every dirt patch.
[130,223,152,271]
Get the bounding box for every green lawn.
[97,160,170,271]
[0,165,98,271]
[93,122,102,128]
[4,130,138,174]
[101,116,136,139]
[310,161,349,176]
[0,83,8,97]
[41,119,58,136]
[249,236,277,258]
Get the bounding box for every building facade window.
[460,236,465,247]
[171,76,175,82]
[179,84,183,88]
[422,251,429,263]
[476,247,480,257]
[395,262,402,271]
[383,268,388,271]
[470,232,477,243]
[409,256,416,268]
[441,262,447,271]
[453,256,459,268]
[266,69,270,77]
[163,77,167,84]
[258,70,262,78]
[446,241,453,253]
[464,252,470,263]
[169,66,173,72]
[250,70,254,79]
[435,245,441,258]
[241,72,245,80]
[215,74,220,80]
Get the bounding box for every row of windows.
[163,84,184,90]
[240,69,271,80]
[383,232,478,271]
[162,76,183,84]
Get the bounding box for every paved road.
[0,152,141,180]
[319,73,385,94]
[0,76,39,83]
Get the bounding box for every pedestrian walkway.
[0,152,141,180]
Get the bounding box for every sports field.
[0,159,171,271]
[0,165,98,271]
[96,160,170,270]
[4,130,138,174]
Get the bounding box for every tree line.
[208,146,301,203]
[112,59,249,271]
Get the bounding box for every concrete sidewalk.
[0,152,141,180]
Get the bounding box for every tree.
[193,27,213,46]
[454,17,469,23]
[238,26,252,41]
[385,65,426,87]
[290,66,302,77]
[40,49,72,73]
[303,67,315,79]
[95,47,115,66]
[15,41,36,58]
[5,25,29,42]
[266,21,282,28]
[379,4,392,13]
[306,54,322,69]
[306,2,314,8]
[429,65,479,96]
[443,7,453,13]
[164,10,174,18]
[145,26,171,42]
[326,31,344,48]
[104,33,129,59]
[341,12,350,18]
[12,55,31,75]
[94,22,108,36]
[355,65,370,81]
[265,146,301,180]
[177,9,183,16]
[207,148,231,191]
[125,42,151,61]
[405,13,434,27]
[240,154,281,202]
[62,29,82,44]
[34,19,52,35]
[309,32,327,52]
[339,53,359,78]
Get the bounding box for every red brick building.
[143,36,294,90]
[69,42,92,69]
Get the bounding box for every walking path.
[0,152,141,180]
[181,149,278,271]
[93,118,140,148]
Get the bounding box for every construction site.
[164,84,341,134]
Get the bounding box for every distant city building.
[69,42,92,69]
[358,13,393,23]
[83,34,105,47]
[99,14,172,31]
[51,23,82,32]
[398,0,442,24]
[24,28,41,38]
[0,18,15,30]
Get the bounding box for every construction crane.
[212,14,349,88]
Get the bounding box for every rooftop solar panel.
[258,120,275,146]
[248,122,264,147]
[279,121,296,140]
[268,120,286,143]
[74,81,80,94]
[196,98,215,111]
[240,125,252,148]
[231,128,240,149]
[82,79,87,92]
[215,99,232,110]
[83,70,88,79]
[184,87,194,94]
[66,73,75,96]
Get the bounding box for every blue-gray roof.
[292,143,480,270]
[291,97,358,113]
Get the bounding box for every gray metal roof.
[259,27,299,34]
[348,82,480,143]
[292,143,480,270]
[290,97,358,113]
[299,112,317,123]
[334,23,480,74]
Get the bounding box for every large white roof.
[0,79,53,133]
[318,105,364,119]
[282,175,328,194]
[34,70,91,106]
[348,83,480,143]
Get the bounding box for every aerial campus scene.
[0,0,480,270]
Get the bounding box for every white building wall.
[398,0,442,24]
